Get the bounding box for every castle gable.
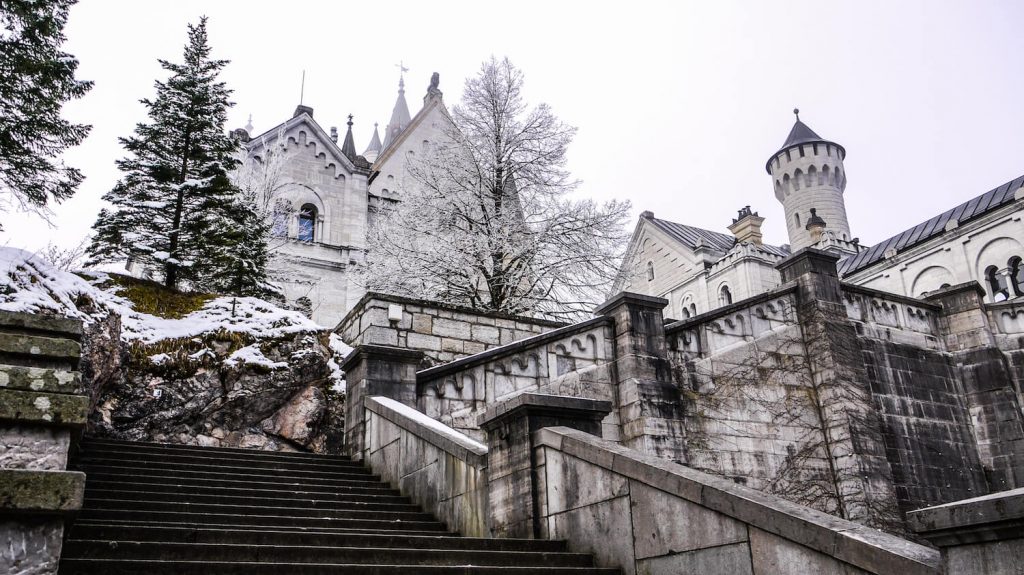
[246,112,362,179]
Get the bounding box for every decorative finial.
[793,108,800,121]
[244,114,254,133]
[347,114,353,127]
[396,60,409,91]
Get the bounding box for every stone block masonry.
[0,311,87,575]
[335,292,564,365]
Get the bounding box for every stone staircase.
[59,438,617,574]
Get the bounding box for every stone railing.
[362,395,488,537]
[415,317,617,441]
[334,292,565,365]
[664,284,799,359]
[533,426,941,575]
[0,311,88,575]
[987,298,1024,338]
[840,283,943,348]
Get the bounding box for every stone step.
[58,559,621,575]
[81,475,399,496]
[74,457,377,481]
[78,444,364,471]
[78,508,449,532]
[81,498,436,522]
[60,540,595,568]
[80,438,350,463]
[73,462,383,487]
[65,524,570,553]
[83,491,421,514]
[84,484,411,506]
[68,520,451,538]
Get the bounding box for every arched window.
[271,199,291,238]
[719,285,733,306]
[794,212,801,228]
[298,204,317,242]
[1009,256,1023,297]
[690,303,697,317]
[646,261,655,282]
[681,307,691,319]
[986,265,1009,302]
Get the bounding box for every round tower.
[766,109,851,251]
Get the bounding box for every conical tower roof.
[341,115,357,161]
[381,75,412,151]
[765,109,845,173]
[363,123,382,157]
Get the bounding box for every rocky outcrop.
[89,331,344,453]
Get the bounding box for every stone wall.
[361,396,488,538]
[0,312,87,575]
[335,292,564,365]
[534,426,940,575]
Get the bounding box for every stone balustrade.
[840,283,943,348]
[0,311,88,575]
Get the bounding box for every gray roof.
[765,117,846,173]
[381,76,412,151]
[648,217,791,259]
[838,174,1024,276]
[363,123,382,155]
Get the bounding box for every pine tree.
[0,0,92,226]
[88,17,266,293]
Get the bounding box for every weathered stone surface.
[629,479,747,559]
[0,333,80,361]
[0,469,84,513]
[0,365,79,394]
[261,384,326,447]
[0,389,88,427]
[0,518,63,575]
[636,542,753,575]
[548,495,637,575]
[749,527,872,575]
[0,426,69,470]
[0,311,82,338]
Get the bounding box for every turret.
[767,109,851,251]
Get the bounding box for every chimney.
[727,206,765,245]
[293,104,314,118]
[640,210,655,220]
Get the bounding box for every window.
[646,261,655,282]
[986,265,1009,302]
[271,199,291,238]
[681,307,691,319]
[794,212,801,228]
[719,285,733,306]
[298,204,317,242]
[1009,257,1023,297]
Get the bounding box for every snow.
[0,247,340,346]
[149,353,171,365]
[370,396,488,454]
[225,344,289,370]
[326,333,353,392]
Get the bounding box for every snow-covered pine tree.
[363,57,631,320]
[88,17,269,295]
[0,0,92,227]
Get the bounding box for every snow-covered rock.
[0,247,351,453]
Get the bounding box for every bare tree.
[363,57,630,320]
[39,236,90,271]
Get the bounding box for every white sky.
[4,0,1022,254]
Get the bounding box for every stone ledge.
[908,487,1024,546]
[336,292,567,333]
[477,393,612,429]
[593,292,668,316]
[339,344,424,372]
[0,468,85,515]
[0,389,89,426]
[365,396,487,467]
[0,333,81,361]
[0,364,80,394]
[534,426,941,575]
[0,311,83,339]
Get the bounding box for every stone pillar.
[926,283,1024,492]
[478,393,611,539]
[776,249,902,530]
[593,292,687,461]
[341,344,424,459]
[0,311,88,575]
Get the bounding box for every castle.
[614,110,1024,320]
[235,71,451,326]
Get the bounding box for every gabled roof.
[371,90,449,171]
[838,174,1024,276]
[245,109,365,175]
[646,216,791,258]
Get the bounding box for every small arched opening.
[298,203,318,242]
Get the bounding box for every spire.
[381,67,412,151]
[363,122,383,162]
[341,114,357,161]
[765,108,845,173]
[244,114,254,134]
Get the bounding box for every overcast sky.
[4,0,1023,255]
